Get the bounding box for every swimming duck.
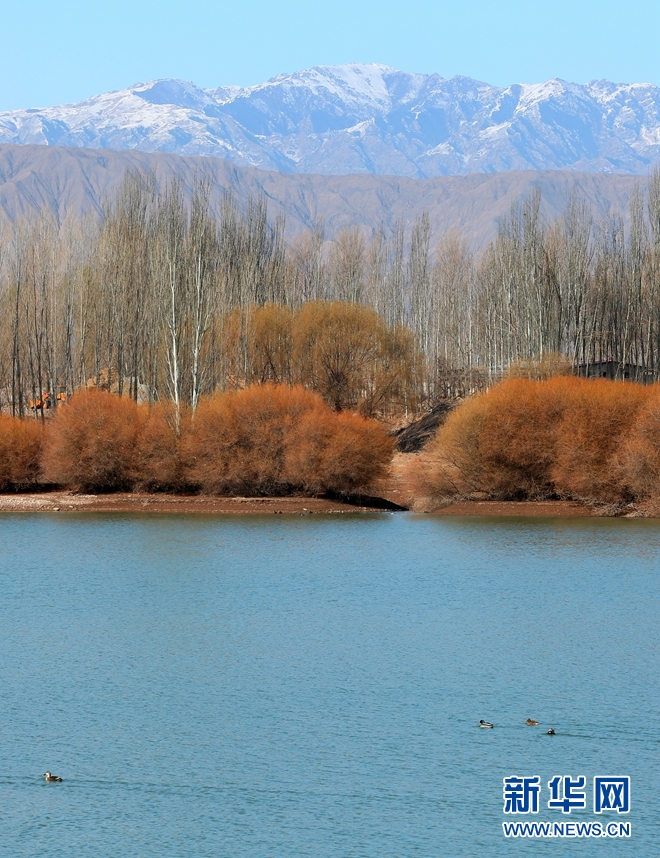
[479,720,494,728]
[43,771,63,782]
[526,718,539,726]
[547,728,555,735]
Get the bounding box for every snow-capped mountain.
[2,64,660,177]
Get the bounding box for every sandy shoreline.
[429,499,595,517]
[0,491,623,517]
[0,492,393,515]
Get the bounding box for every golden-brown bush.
[292,301,419,415]
[615,390,660,503]
[0,415,43,490]
[133,402,190,491]
[41,390,140,491]
[415,389,492,498]
[477,378,568,497]
[413,375,653,505]
[552,379,652,500]
[285,409,393,494]
[219,301,419,416]
[223,303,294,386]
[417,377,574,500]
[186,384,318,494]
[185,383,392,495]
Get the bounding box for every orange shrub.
[604,386,660,502]
[0,415,43,490]
[477,377,571,497]
[414,375,651,504]
[185,383,393,495]
[133,401,189,491]
[285,409,393,494]
[186,384,319,494]
[552,379,652,500]
[414,390,492,498]
[417,377,575,500]
[41,390,140,491]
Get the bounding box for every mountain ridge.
[2,64,660,177]
[0,143,644,249]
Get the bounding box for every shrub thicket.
[292,301,418,415]
[186,384,321,495]
[186,383,393,495]
[36,386,391,495]
[221,301,420,415]
[551,379,651,500]
[41,390,141,491]
[0,415,43,490]
[285,408,394,494]
[615,390,660,504]
[416,378,572,500]
[414,376,656,505]
[10,378,660,510]
[133,401,190,491]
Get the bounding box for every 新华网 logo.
[502,775,631,838]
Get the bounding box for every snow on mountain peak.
[305,63,395,102]
[251,63,397,110]
[0,65,659,177]
[516,78,570,107]
[131,79,215,110]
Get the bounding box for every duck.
[479,720,494,728]
[547,728,555,735]
[43,771,63,782]
[526,718,539,726]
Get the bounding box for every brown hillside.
[0,143,643,249]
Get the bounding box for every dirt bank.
[428,500,594,517]
[0,491,625,517]
[372,454,628,517]
[0,492,397,515]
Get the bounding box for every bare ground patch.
[0,491,392,515]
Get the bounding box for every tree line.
[1,168,660,418]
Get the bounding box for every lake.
[1,512,658,856]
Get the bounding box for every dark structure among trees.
[576,361,655,383]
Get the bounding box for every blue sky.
[3,0,660,110]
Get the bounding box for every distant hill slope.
[1,65,660,177]
[0,143,644,248]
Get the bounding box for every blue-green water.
[0,513,658,856]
